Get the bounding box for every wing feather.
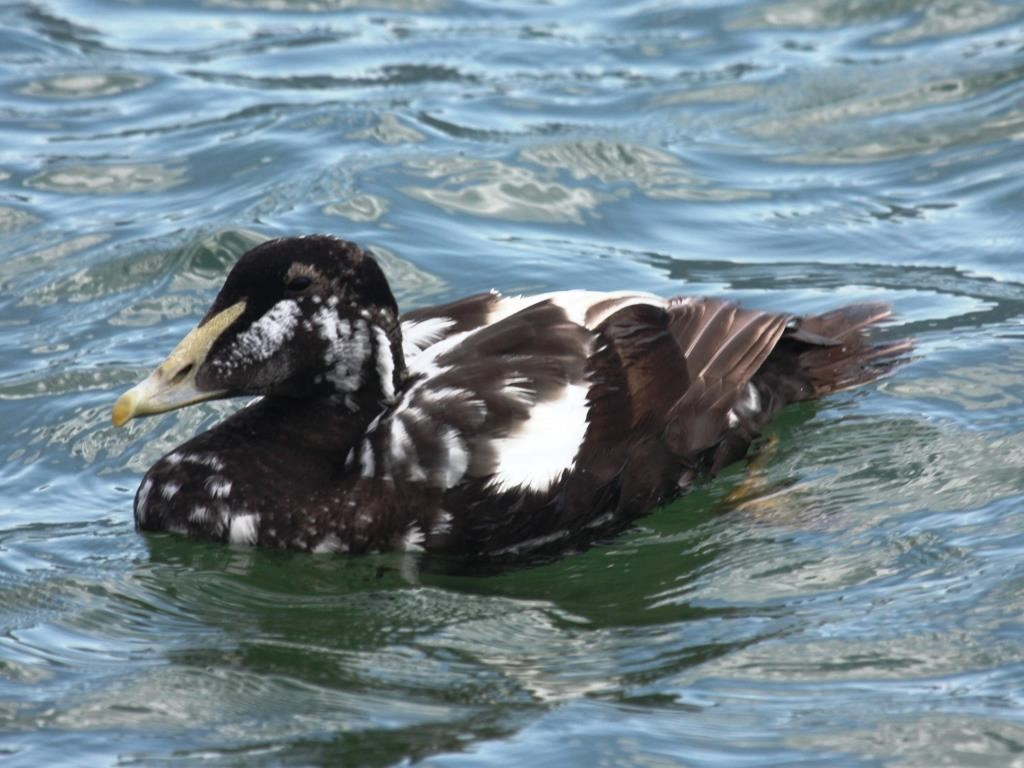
[375,295,614,496]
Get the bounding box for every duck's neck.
[173,396,377,488]
[318,312,406,410]
[283,321,404,478]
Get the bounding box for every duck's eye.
[285,275,313,293]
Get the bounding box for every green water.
[2,0,1024,765]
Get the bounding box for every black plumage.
[113,235,910,563]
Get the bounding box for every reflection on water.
[324,192,390,222]
[404,156,605,224]
[1,0,1023,765]
[0,206,38,233]
[27,163,187,195]
[348,113,426,146]
[520,140,765,201]
[19,72,151,99]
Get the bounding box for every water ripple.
[2,0,1023,765]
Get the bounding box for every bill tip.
[112,390,136,427]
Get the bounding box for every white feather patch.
[181,453,225,471]
[372,325,396,402]
[487,290,665,329]
[438,428,468,489]
[232,299,301,363]
[205,476,232,499]
[189,505,210,524]
[313,311,370,392]
[312,534,347,554]
[727,383,762,428]
[431,510,454,536]
[503,377,535,408]
[228,513,259,546]
[401,524,426,553]
[390,418,411,463]
[488,382,590,493]
[136,478,153,523]
[360,440,375,477]
[401,316,455,360]
[405,330,472,379]
[739,382,761,414]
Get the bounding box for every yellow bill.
[112,301,246,427]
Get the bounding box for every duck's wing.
[554,297,788,513]
[579,297,908,493]
[589,296,909,489]
[361,292,667,493]
[358,299,590,493]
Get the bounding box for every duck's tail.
[785,302,913,398]
[745,302,911,420]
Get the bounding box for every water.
[2,0,1023,764]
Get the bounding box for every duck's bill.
[111,301,245,427]
[112,370,222,427]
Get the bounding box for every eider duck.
[113,235,909,562]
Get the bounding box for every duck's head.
[113,235,404,427]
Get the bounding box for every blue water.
[2,0,1024,765]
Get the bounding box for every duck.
[113,235,910,563]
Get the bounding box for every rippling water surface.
[2,0,1024,765]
